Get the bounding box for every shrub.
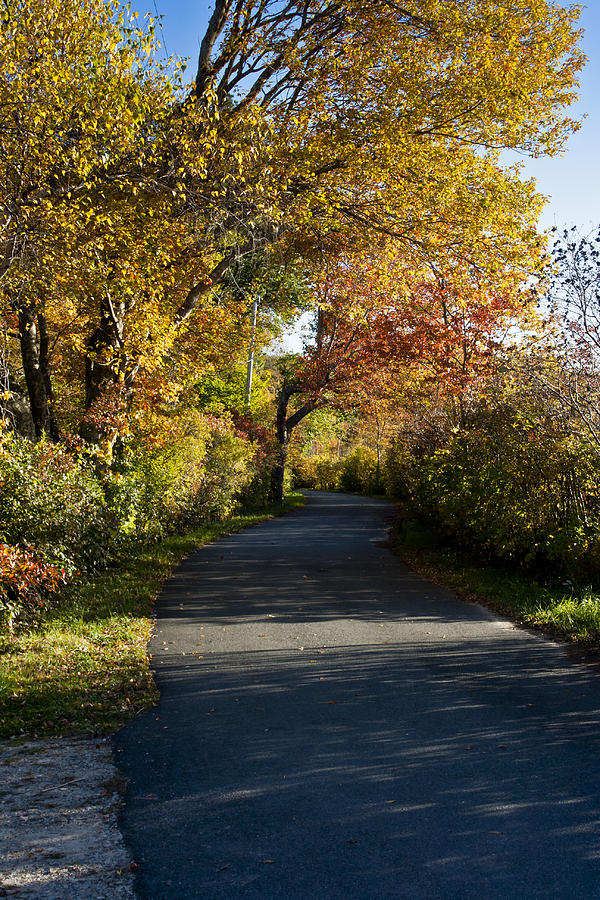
[106,417,210,543]
[290,455,319,488]
[340,446,379,494]
[387,414,600,579]
[0,543,67,630]
[194,426,254,521]
[291,454,343,490]
[315,457,343,491]
[105,413,255,543]
[231,413,277,511]
[0,436,109,573]
[383,439,414,499]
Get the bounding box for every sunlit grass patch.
[0,494,304,738]
[0,622,154,737]
[526,592,600,643]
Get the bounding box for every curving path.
[115,491,600,899]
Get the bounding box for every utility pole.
[245,297,259,407]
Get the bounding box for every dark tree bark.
[37,312,57,427]
[85,294,125,410]
[81,292,143,453]
[17,303,59,440]
[269,380,324,504]
[269,384,295,505]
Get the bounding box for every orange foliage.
[0,543,68,628]
[298,252,530,406]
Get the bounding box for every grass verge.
[0,493,305,739]
[391,512,600,650]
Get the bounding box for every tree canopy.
[0,0,585,483]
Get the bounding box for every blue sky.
[517,2,600,232]
[135,0,599,233]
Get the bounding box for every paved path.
[115,492,600,899]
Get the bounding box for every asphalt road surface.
[115,491,600,899]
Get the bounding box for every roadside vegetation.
[391,516,600,648]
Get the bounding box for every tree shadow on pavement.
[117,636,600,899]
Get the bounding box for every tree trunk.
[17,303,59,440]
[269,388,293,505]
[269,443,289,506]
[85,294,124,410]
[37,312,59,440]
[80,294,133,448]
[269,383,325,504]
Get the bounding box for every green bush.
[290,455,318,488]
[194,426,254,521]
[340,446,380,494]
[103,433,207,546]
[292,446,386,495]
[383,439,414,499]
[0,436,109,573]
[291,454,343,490]
[315,457,343,491]
[0,414,260,573]
[0,414,262,628]
[385,413,600,578]
[235,458,275,512]
[106,414,255,542]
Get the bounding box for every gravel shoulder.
[0,736,135,899]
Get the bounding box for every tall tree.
[517,227,600,449]
[0,0,177,437]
